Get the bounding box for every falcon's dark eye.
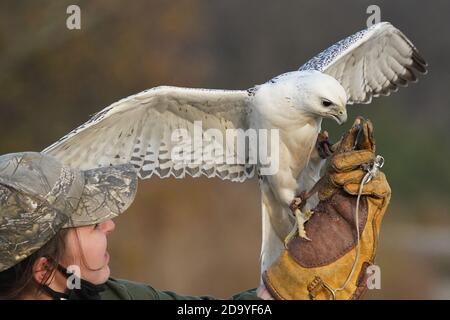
[322,100,333,107]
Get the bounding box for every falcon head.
[296,70,348,125]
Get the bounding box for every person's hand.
[262,117,391,300]
[256,285,274,300]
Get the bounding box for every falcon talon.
[295,208,312,241]
[284,207,313,246]
[298,225,311,241]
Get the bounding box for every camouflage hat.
[0,152,138,272]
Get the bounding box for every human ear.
[32,257,53,285]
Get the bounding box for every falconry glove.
[263,117,391,300]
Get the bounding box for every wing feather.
[43,86,255,182]
[299,22,427,104]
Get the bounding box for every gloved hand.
[262,117,391,300]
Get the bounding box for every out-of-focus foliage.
[0,0,449,298]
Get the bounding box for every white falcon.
[43,22,427,275]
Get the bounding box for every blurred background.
[0,0,449,299]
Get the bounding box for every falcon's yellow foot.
[303,208,313,220]
[295,208,312,241]
[284,208,314,246]
[284,220,298,247]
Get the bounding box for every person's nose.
[100,219,115,235]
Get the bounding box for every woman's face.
[61,219,115,285]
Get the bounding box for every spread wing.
[43,86,255,182]
[299,22,428,104]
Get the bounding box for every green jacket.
[100,278,261,300]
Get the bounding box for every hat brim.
[63,164,138,228]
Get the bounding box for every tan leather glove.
[263,117,391,300]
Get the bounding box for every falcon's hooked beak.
[328,105,347,125]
